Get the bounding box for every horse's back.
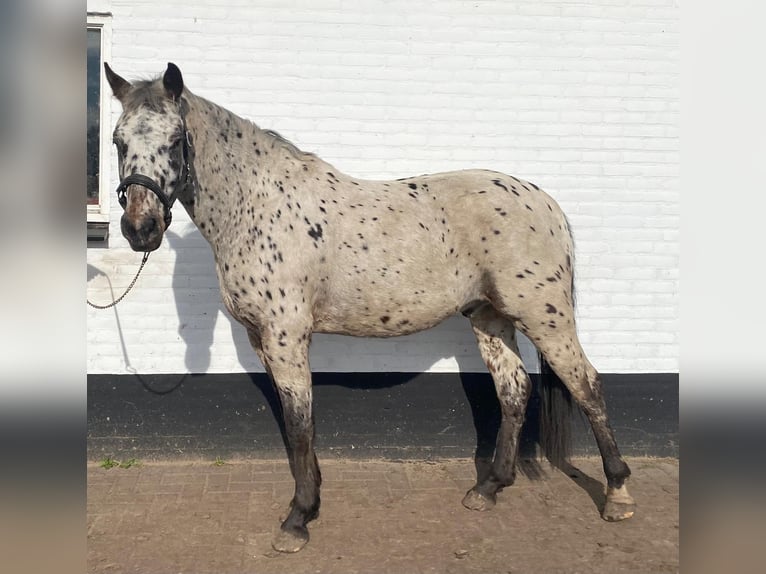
[391,168,573,277]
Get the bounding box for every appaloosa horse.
[104,62,635,553]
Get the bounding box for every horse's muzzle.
[121,212,164,252]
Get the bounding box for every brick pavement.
[87,457,678,573]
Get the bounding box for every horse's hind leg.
[462,303,532,511]
[520,321,636,521]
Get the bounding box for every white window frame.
[87,13,112,225]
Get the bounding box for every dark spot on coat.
[492,179,508,192]
[545,303,557,314]
[308,223,323,240]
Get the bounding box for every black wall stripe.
[87,372,678,460]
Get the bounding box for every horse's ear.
[163,62,184,101]
[104,62,131,101]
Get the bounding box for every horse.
[103,62,636,553]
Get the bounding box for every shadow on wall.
[165,228,264,372]
[165,227,539,376]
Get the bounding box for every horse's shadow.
[156,226,606,514]
[558,460,608,513]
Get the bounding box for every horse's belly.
[314,306,457,338]
[313,278,465,338]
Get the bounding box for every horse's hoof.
[602,500,636,522]
[602,485,636,522]
[271,527,309,553]
[462,488,496,511]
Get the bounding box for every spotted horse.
[104,62,636,553]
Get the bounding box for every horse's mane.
[262,129,316,160]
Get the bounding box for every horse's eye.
[113,139,128,156]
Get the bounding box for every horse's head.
[105,62,191,252]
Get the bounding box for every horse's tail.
[538,353,574,467]
[537,213,577,467]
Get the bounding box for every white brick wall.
[87,0,679,374]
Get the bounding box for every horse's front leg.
[257,329,320,553]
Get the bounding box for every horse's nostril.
[121,216,137,237]
[143,218,157,235]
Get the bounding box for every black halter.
[115,102,194,228]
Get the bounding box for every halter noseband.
[116,173,175,227]
[115,102,194,229]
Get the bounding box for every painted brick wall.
[86,0,679,375]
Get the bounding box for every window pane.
[87,28,101,205]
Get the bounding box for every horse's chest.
[214,247,308,328]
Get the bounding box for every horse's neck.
[181,92,296,247]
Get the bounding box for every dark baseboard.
[87,372,678,461]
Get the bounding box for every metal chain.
[87,252,151,309]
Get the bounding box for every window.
[87,13,112,241]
